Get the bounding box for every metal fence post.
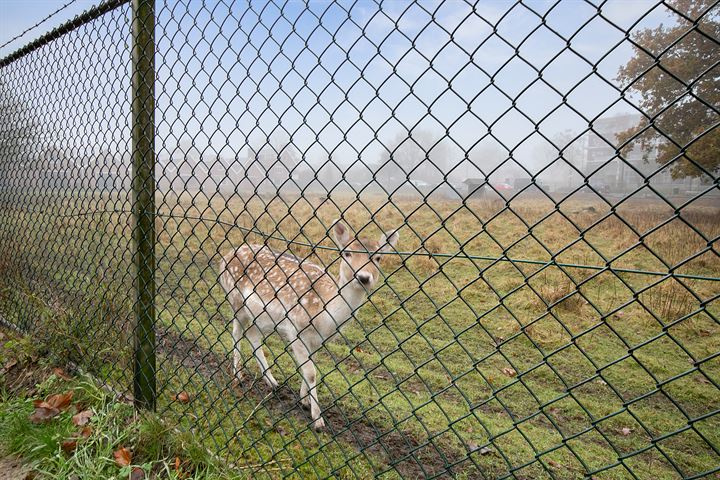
[131,0,156,410]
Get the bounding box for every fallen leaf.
[621,427,632,436]
[130,467,145,480]
[615,311,625,318]
[80,426,93,438]
[478,446,493,455]
[72,410,93,426]
[548,460,560,468]
[29,391,74,423]
[30,404,60,423]
[46,391,74,410]
[53,368,72,381]
[174,456,186,478]
[113,447,132,467]
[61,439,77,454]
[3,359,17,371]
[354,346,365,354]
[501,367,517,377]
[467,441,478,451]
[174,391,190,403]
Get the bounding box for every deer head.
[331,219,399,291]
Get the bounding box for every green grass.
[0,368,238,479]
[0,191,718,478]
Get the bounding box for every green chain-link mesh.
[0,0,718,478]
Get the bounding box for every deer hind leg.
[245,325,279,389]
[231,308,251,381]
[291,339,323,430]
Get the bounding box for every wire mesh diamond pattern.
[1,0,719,479]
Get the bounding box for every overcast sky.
[0,0,678,179]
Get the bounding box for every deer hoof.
[263,375,279,389]
[312,418,326,431]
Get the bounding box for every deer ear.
[332,219,351,248]
[380,229,400,252]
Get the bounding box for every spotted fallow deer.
[219,220,399,430]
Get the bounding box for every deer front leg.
[291,340,324,431]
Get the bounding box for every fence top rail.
[0,0,130,69]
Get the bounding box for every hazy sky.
[0,0,678,179]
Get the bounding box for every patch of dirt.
[156,327,479,478]
[0,332,48,397]
[0,457,32,480]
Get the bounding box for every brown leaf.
[46,391,74,410]
[501,367,517,377]
[29,404,60,424]
[3,359,17,371]
[53,368,72,381]
[621,427,632,436]
[61,439,77,454]
[354,346,365,354]
[72,410,93,426]
[174,456,187,478]
[29,391,74,423]
[130,467,145,480]
[548,460,560,468]
[113,447,132,467]
[80,426,93,438]
[174,391,190,403]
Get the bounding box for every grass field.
[0,189,718,479]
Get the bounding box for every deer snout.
[356,272,372,285]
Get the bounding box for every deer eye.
[372,256,380,263]
[343,252,351,259]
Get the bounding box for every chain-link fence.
[1,0,719,478]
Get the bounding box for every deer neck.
[320,274,368,337]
